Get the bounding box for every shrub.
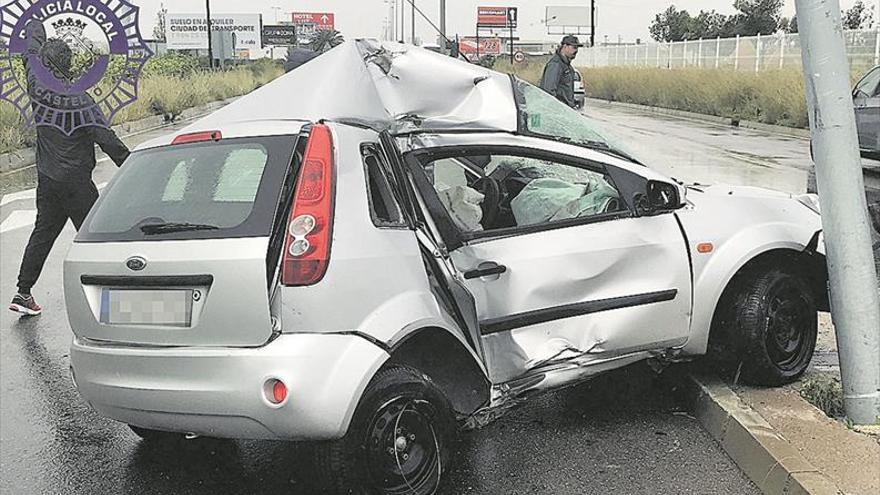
[0,58,284,155]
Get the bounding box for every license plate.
[99,289,194,327]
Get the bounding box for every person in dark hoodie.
[539,35,584,108]
[9,21,130,316]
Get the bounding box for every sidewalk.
[688,314,880,495]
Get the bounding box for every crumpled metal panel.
[142,41,517,150]
[452,214,692,384]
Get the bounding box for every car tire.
[310,365,457,494]
[719,266,818,386]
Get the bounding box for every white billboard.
[546,6,595,35]
[166,14,262,50]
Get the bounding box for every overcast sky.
[133,0,872,44]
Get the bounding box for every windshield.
[511,77,645,165]
[78,136,298,242]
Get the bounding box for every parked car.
[65,40,829,494]
[573,69,585,109]
[853,65,880,158]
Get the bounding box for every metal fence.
[576,29,880,71]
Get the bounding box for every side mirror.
[647,180,684,213]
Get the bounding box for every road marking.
[1,181,108,208]
[0,156,112,207]
[0,189,35,207]
[0,210,37,234]
[0,182,108,234]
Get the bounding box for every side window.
[363,146,406,228]
[855,68,880,98]
[421,153,624,235]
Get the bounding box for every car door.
[853,67,880,152]
[404,143,692,384]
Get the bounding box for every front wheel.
[716,267,818,386]
[311,366,457,494]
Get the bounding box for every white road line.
[0,189,35,207]
[0,156,112,207]
[1,180,109,208]
[0,210,37,234]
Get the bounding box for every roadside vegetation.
[493,57,869,130]
[0,55,283,155]
[798,371,845,418]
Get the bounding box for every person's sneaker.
[9,294,42,316]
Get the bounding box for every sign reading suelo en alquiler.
[0,0,153,134]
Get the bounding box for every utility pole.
[440,0,446,49]
[400,0,406,43]
[795,0,880,425]
[590,0,596,47]
[411,0,416,44]
[205,0,213,69]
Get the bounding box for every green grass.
[0,59,283,156]
[491,59,872,130]
[580,67,811,128]
[799,372,845,418]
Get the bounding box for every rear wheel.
[311,366,456,494]
[714,266,818,386]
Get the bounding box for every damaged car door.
[406,144,693,384]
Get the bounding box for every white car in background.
[573,69,586,109]
[64,41,828,494]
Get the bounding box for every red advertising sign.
[477,6,517,28]
[291,12,335,31]
[459,37,503,55]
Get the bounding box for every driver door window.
[421,153,625,236]
[854,68,880,98]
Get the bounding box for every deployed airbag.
[511,178,619,226]
[438,186,485,232]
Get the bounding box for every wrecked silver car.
[64,40,829,494]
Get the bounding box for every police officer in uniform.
[540,35,583,108]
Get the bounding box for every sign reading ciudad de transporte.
[166,13,262,50]
[0,0,152,133]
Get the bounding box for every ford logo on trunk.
[126,257,147,271]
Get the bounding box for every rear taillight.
[282,124,335,286]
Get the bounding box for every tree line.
[649,0,876,42]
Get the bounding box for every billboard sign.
[545,6,595,35]
[166,14,262,50]
[477,6,517,28]
[262,25,297,45]
[291,12,335,34]
[459,37,503,55]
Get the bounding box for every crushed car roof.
[139,40,518,149]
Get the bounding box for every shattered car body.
[64,40,830,493]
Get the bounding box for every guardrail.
[576,29,880,70]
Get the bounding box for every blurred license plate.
[99,289,194,327]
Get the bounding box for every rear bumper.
[71,334,389,440]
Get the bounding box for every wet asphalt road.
[0,105,819,495]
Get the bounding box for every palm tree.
[310,29,344,53]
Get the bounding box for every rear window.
[78,135,297,242]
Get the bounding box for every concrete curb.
[0,97,237,175]
[585,98,812,140]
[685,374,843,495]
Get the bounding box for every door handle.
[464,262,507,280]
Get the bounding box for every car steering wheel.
[474,177,502,230]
